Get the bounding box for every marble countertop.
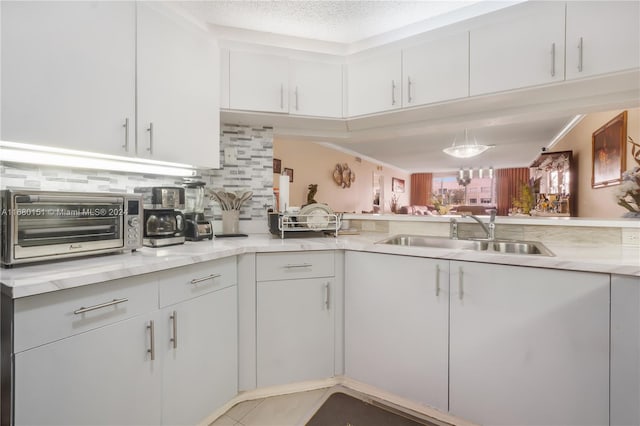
[343,213,640,228]
[1,233,639,299]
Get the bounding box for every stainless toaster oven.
[1,190,143,266]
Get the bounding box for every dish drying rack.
[269,212,340,239]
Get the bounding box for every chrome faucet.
[461,209,497,240]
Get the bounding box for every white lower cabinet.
[449,261,610,426]
[161,286,237,425]
[611,274,640,426]
[7,257,238,426]
[256,251,335,387]
[344,252,449,411]
[14,313,162,426]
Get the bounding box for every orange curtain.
[410,173,433,206]
[496,168,530,216]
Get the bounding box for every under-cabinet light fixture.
[0,140,197,176]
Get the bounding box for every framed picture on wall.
[592,111,627,188]
[392,177,405,193]
[273,158,282,174]
[284,167,294,182]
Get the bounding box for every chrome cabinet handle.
[324,282,330,310]
[284,263,312,269]
[295,86,299,111]
[170,311,178,349]
[280,84,284,109]
[407,77,412,103]
[190,273,221,284]
[122,118,129,151]
[435,264,440,297]
[550,43,556,77]
[147,320,155,361]
[146,122,154,154]
[391,80,396,105]
[458,267,464,301]
[74,298,128,315]
[578,37,583,72]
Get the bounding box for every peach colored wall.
[273,139,411,213]
[553,108,639,218]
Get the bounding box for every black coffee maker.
[133,186,186,247]
[182,181,213,241]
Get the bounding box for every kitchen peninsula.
[1,221,638,425]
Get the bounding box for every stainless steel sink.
[378,235,488,250]
[489,240,554,256]
[376,234,553,256]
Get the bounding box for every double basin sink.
[377,235,554,256]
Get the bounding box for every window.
[432,174,496,207]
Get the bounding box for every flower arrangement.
[389,192,399,213]
[616,166,640,217]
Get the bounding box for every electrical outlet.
[361,221,376,231]
[622,228,640,246]
[224,147,237,166]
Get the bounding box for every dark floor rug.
[305,392,441,426]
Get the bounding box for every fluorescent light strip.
[0,141,196,176]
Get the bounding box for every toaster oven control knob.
[176,214,184,231]
[128,217,139,227]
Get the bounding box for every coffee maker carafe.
[183,181,213,241]
[133,186,186,247]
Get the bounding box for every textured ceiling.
[174,1,483,44]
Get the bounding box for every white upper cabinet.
[469,1,565,96]
[1,1,136,155]
[137,3,220,168]
[229,51,289,113]
[402,32,469,107]
[220,48,231,109]
[289,59,343,118]
[566,1,640,80]
[347,50,402,116]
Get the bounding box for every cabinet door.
[449,262,609,426]
[137,2,220,168]
[257,278,334,387]
[611,275,640,426]
[566,1,640,80]
[469,1,565,96]
[345,252,449,411]
[403,32,469,107]
[289,59,343,118]
[229,51,289,113]
[161,286,237,425]
[14,313,161,425]
[347,50,402,116]
[1,1,136,156]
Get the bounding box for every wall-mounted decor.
[592,111,627,188]
[333,163,356,188]
[273,158,281,174]
[284,167,294,182]
[392,177,405,193]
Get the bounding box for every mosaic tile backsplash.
[0,123,274,230]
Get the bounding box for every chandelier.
[443,129,493,158]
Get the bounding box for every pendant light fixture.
[443,129,493,159]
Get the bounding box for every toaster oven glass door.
[12,197,125,259]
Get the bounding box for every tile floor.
[209,388,330,426]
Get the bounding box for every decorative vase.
[221,210,240,234]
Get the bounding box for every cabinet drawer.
[158,257,237,307]
[14,274,158,353]
[256,251,334,282]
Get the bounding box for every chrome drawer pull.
[170,311,178,349]
[435,264,441,297]
[190,273,221,284]
[74,298,128,315]
[284,263,312,269]
[147,320,155,361]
